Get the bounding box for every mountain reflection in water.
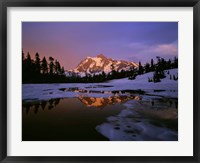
[78,95,141,107]
[22,95,177,141]
[23,95,141,114]
[22,97,126,141]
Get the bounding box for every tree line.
[135,56,178,82]
[22,50,178,83]
[22,50,66,83]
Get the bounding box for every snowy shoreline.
[23,69,178,102]
[96,94,178,141]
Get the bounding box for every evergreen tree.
[138,61,144,75]
[174,56,178,68]
[111,64,117,78]
[167,59,172,69]
[23,52,33,82]
[49,57,55,75]
[61,66,65,74]
[57,61,61,73]
[173,75,176,80]
[153,71,161,83]
[151,59,155,71]
[150,56,166,83]
[25,52,33,74]
[144,63,150,73]
[55,60,58,74]
[41,57,48,74]
[160,58,167,71]
[35,52,41,75]
[102,71,106,79]
[55,60,61,74]
[26,52,32,65]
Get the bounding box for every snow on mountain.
[72,54,138,76]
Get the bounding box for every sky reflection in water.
[22,94,178,141]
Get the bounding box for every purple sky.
[22,22,178,70]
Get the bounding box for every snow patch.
[96,98,178,141]
[23,69,178,101]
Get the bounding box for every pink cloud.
[127,41,178,56]
[154,43,177,55]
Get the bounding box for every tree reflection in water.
[23,98,61,114]
[22,95,141,114]
[22,95,178,116]
[22,95,178,141]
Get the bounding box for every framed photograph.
[0,0,199,162]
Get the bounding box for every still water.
[22,95,178,141]
[22,96,128,141]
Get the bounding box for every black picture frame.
[0,0,199,162]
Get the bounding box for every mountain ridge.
[67,54,138,77]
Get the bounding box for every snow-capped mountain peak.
[96,54,107,59]
[72,54,138,76]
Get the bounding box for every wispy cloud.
[153,41,178,56]
[127,41,177,56]
[127,40,178,63]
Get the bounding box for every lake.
[22,87,178,141]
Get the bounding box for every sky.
[22,22,178,70]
